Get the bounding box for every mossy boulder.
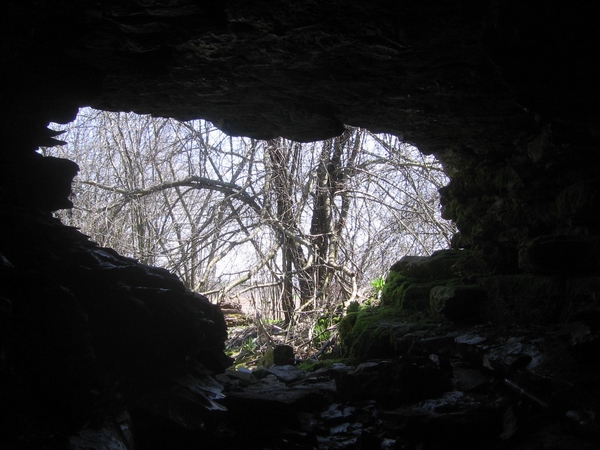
[340,249,491,358]
[338,307,407,358]
[338,306,441,359]
[381,249,465,311]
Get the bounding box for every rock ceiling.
[3,1,596,152]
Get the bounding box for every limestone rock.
[390,250,463,280]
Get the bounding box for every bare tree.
[45,108,455,325]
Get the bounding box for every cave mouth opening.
[42,107,455,341]
[40,108,456,364]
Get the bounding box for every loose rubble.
[211,321,600,449]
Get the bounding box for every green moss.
[338,306,408,358]
[341,250,473,358]
[380,271,409,307]
[338,311,358,335]
[256,346,274,368]
[346,301,361,313]
[381,259,462,311]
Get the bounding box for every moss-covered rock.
[338,306,407,358]
[381,249,465,311]
[346,249,491,354]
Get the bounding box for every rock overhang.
[1,0,550,148]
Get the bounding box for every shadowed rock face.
[2,1,599,256]
[1,0,600,448]
[5,1,596,146]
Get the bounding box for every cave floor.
[133,322,600,450]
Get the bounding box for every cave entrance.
[44,107,455,355]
